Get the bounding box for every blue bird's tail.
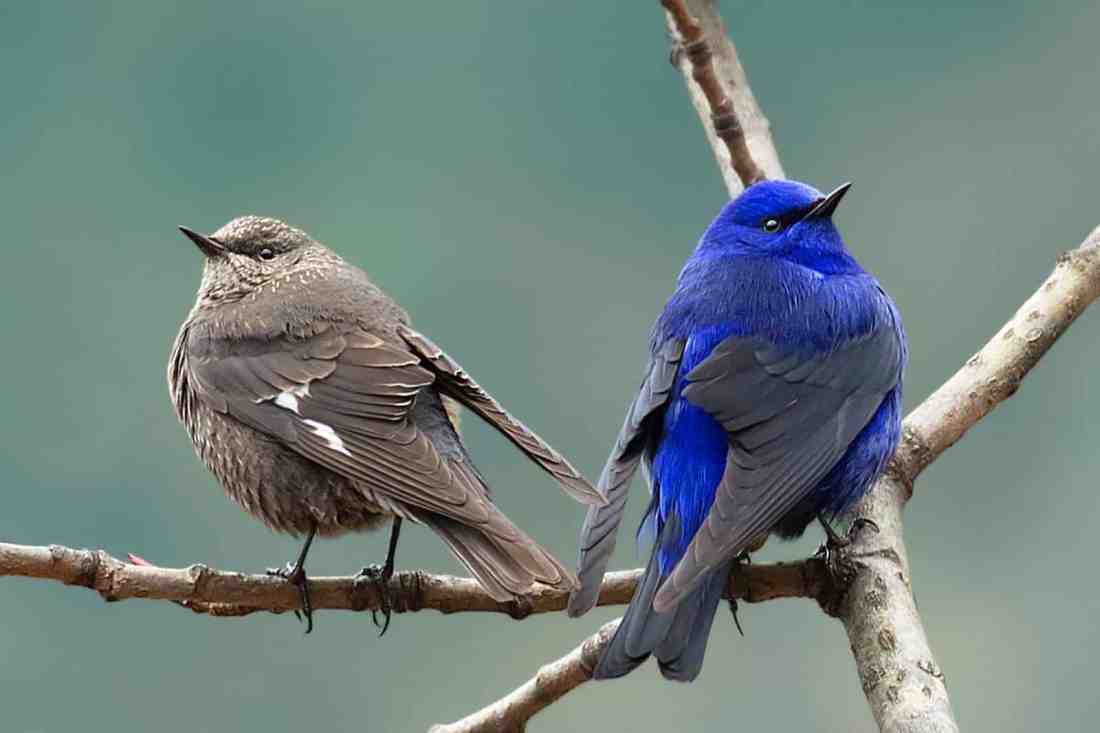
[594,517,733,681]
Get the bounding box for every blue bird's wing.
[567,338,685,617]
[652,323,902,612]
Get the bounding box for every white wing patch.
[273,383,311,414]
[302,418,352,457]
[268,384,349,456]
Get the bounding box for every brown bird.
[168,216,602,631]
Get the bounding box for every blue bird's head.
[696,179,858,275]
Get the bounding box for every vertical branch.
[663,0,784,194]
[832,480,957,733]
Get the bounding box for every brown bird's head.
[179,216,344,306]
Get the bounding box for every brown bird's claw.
[358,564,395,636]
[267,561,314,634]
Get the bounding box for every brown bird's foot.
[267,561,313,633]
[726,550,753,637]
[267,525,317,634]
[359,517,403,637]
[357,563,395,636]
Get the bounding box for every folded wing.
[185,322,575,597]
[653,322,903,612]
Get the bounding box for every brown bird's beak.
[803,182,852,221]
[178,226,225,258]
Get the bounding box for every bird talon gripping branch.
[357,564,394,636]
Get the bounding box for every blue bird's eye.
[258,248,275,261]
[762,218,781,233]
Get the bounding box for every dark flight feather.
[568,338,684,617]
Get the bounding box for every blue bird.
[568,179,906,681]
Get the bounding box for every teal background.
[2,1,1098,731]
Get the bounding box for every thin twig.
[664,0,781,193]
[429,621,621,733]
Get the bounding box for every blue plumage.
[570,179,907,682]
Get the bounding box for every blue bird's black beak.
[803,182,852,221]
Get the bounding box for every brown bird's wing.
[652,322,903,613]
[184,322,574,598]
[398,325,604,506]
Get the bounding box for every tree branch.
[0,542,821,619]
[665,0,784,194]
[833,224,1100,733]
[428,621,621,733]
[890,234,1100,492]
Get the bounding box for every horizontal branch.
[0,542,823,619]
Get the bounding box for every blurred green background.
[2,1,1098,730]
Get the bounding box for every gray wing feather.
[398,325,603,506]
[187,324,577,593]
[567,339,685,617]
[653,325,901,612]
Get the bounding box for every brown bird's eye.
[763,218,781,233]
[258,248,275,261]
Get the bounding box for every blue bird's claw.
[727,550,753,637]
[727,599,745,637]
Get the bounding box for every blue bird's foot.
[814,515,880,567]
[726,550,755,637]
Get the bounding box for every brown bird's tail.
[422,496,576,601]
[414,390,577,600]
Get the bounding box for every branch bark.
[665,0,785,194]
[0,542,820,618]
[428,621,621,733]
